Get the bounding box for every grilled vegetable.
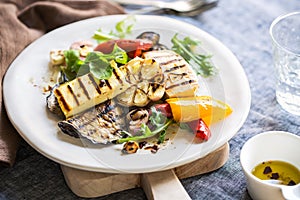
[122,141,139,154]
[46,84,64,117]
[143,50,199,98]
[187,119,211,141]
[50,50,65,65]
[136,31,160,45]
[151,103,173,118]
[166,96,232,126]
[116,107,174,144]
[116,57,165,107]
[94,39,153,58]
[58,100,125,144]
[116,118,173,144]
[136,31,168,51]
[126,108,149,133]
[70,40,94,57]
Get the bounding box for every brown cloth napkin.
[0,0,125,167]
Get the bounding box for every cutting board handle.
[141,169,191,200]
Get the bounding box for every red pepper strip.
[94,39,153,58]
[187,119,211,141]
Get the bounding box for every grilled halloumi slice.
[54,61,130,118]
[143,50,199,98]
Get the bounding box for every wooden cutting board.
[61,142,229,200]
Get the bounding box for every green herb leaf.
[116,107,173,144]
[171,33,217,77]
[115,15,136,38]
[62,50,84,80]
[83,52,113,80]
[116,119,173,144]
[61,44,128,80]
[92,15,136,43]
[149,107,167,126]
[157,130,167,144]
[102,44,128,65]
[92,30,118,43]
[64,50,81,71]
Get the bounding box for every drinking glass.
[270,12,300,115]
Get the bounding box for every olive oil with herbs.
[252,160,300,186]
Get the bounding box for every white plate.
[3,15,251,173]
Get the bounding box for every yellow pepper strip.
[166,96,233,126]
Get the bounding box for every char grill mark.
[166,79,196,89]
[105,80,112,90]
[99,79,106,88]
[113,68,123,85]
[78,77,90,100]
[58,100,124,144]
[149,83,160,93]
[67,100,116,128]
[54,89,71,112]
[143,50,199,98]
[88,73,101,94]
[98,79,112,90]
[149,53,182,63]
[122,67,131,83]
[67,85,79,106]
[164,64,186,73]
[160,58,183,66]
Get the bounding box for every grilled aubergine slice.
[58,100,125,144]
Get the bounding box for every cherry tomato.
[187,119,211,141]
[94,39,153,58]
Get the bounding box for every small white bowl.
[240,131,300,200]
